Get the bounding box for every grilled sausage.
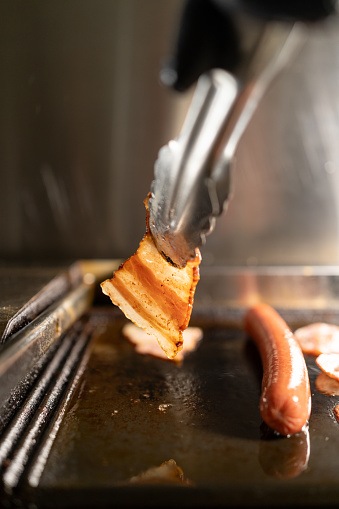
[244,303,311,435]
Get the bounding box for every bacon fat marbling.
[101,230,200,359]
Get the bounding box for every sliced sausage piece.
[316,353,339,382]
[294,322,339,356]
[244,303,311,436]
[334,404,339,424]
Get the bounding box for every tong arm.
[149,20,299,267]
[149,69,238,267]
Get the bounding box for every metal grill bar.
[1,320,93,493]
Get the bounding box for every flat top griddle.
[2,264,339,508]
[39,314,339,508]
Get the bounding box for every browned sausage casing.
[245,303,311,436]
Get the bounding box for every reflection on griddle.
[259,423,310,479]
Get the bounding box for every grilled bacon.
[101,230,201,359]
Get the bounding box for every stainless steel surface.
[0,264,82,342]
[0,0,188,261]
[149,21,299,267]
[197,264,339,309]
[0,266,69,340]
[207,15,339,267]
[1,2,339,267]
[0,281,94,419]
[194,264,339,329]
[2,321,94,493]
[0,318,94,496]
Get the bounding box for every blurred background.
[1,0,339,267]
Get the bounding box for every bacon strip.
[101,231,201,359]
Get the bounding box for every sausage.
[334,404,339,424]
[244,303,311,436]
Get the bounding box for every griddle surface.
[36,309,339,508]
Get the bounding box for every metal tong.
[148,0,336,268]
